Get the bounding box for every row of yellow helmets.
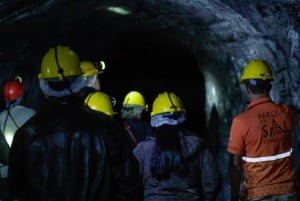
[38,45,186,117]
[85,90,186,117]
[38,46,273,117]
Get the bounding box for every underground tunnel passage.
[99,26,207,135]
[0,1,300,201]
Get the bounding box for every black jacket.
[8,96,142,201]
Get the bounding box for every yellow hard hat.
[240,59,273,83]
[122,91,146,107]
[39,45,81,80]
[151,91,185,117]
[84,91,117,116]
[80,60,105,77]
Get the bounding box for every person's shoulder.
[180,129,206,145]
[136,136,155,147]
[133,136,155,154]
[278,103,297,112]
[232,109,252,123]
[15,105,36,113]
[179,129,209,158]
[0,108,7,116]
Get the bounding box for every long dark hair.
[150,124,182,180]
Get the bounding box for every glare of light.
[100,61,106,71]
[206,80,218,105]
[204,71,220,125]
[211,85,217,99]
[4,131,14,147]
[106,6,131,15]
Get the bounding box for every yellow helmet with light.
[122,91,147,108]
[84,91,117,116]
[80,60,105,77]
[240,59,273,83]
[151,91,185,117]
[39,45,81,80]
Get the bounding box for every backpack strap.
[123,121,138,145]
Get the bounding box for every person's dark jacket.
[8,95,142,201]
[0,130,9,165]
[133,129,221,201]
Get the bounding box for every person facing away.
[83,90,118,118]
[0,77,36,200]
[79,60,105,102]
[83,90,143,199]
[120,91,153,149]
[0,76,36,152]
[78,60,105,103]
[81,60,105,91]
[133,91,221,201]
[8,45,141,201]
[227,59,297,201]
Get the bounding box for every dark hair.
[150,124,182,180]
[245,79,272,94]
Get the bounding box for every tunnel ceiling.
[0,0,299,114]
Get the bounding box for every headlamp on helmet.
[80,60,105,77]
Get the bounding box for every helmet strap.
[167,92,177,112]
[54,46,74,95]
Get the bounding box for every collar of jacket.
[246,96,273,111]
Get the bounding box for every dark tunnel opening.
[99,27,207,135]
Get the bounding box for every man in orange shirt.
[227,59,297,201]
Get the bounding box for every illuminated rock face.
[0,1,299,200]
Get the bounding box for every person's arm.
[228,154,242,201]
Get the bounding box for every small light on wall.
[106,6,131,15]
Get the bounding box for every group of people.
[0,45,298,201]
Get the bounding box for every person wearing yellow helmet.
[227,59,297,201]
[38,45,85,97]
[84,91,117,117]
[80,60,105,90]
[120,91,153,149]
[78,60,107,106]
[133,91,221,201]
[8,45,141,201]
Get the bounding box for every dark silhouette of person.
[8,45,141,201]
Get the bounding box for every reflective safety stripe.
[242,149,292,163]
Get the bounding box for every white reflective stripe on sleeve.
[242,149,292,163]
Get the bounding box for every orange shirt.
[227,96,296,200]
